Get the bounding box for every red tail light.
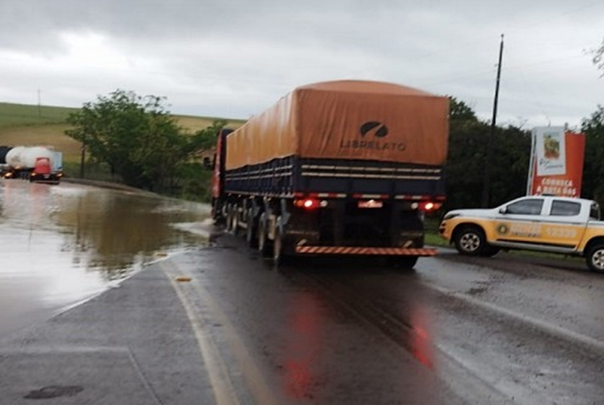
[294,198,320,210]
[420,202,441,212]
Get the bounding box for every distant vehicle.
[0,146,11,176]
[3,146,63,184]
[209,80,449,267]
[439,195,604,272]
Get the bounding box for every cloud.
[0,0,602,127]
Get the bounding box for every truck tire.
[211,199,224,225]
[257,214,271,257]
[388,256,418,269]
[586,243,604,272]
[246,208,258,248]
[273,224,283,265]
[225,205,232,231]
[454,226,488,256]
[231,206,239,235]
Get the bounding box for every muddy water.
[0,180,211,335]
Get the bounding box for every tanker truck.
[3,146,63,184]
[0,146,12,176]
[210,80,449,267]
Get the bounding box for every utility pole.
[481,34,504,208]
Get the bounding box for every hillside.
[0,102,245,163]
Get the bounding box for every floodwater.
[0,179,211,335]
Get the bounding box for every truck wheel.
[257,215,271,257]
[211,199,222,225]
[454,226,487,256]
[225,205,234,232]
[389,256,418,269]
[246,208,258,248]
[586,243,604,272]
[231,206,239,235]
[273,224,282,265]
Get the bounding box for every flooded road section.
[0,179,210,335]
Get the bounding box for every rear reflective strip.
[352,194,388,199]
[295,246,438,256]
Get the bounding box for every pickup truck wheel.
[454,226,487,256]
[586,244,604,272]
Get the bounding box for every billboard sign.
[527,127,585,198]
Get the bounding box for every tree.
[191,120,227,153]
[449,96,478,122]
[65,90,198,192]
[489,125,531,205]
[173,120,227,201]
[445,97,487,209]
[581,106,604,205]
[444,97,531,210]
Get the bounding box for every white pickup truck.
[439,196,604,272]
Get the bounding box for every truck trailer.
[3,146,63,184]
[210,80,449,266]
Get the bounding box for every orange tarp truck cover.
[225,80,449,170]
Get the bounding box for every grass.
[0,103,76,128]
[0,124,82,162]
[0,102,245,164]
[425,232,448,247]
[173,114,246,132]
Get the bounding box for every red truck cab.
[29,157,57,183]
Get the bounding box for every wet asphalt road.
[1,180,604,404]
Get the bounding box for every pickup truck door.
[539,199,586,250]
[492,197,545,246]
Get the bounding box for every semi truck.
[210,80,449,266]
[3,146,63,184]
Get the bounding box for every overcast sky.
[1,0,602,129]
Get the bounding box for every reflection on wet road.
[0,180,210,335]
[165,241,604,405]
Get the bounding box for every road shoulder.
[0,261,212,405]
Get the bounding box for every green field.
[0,102,245,163]
[0,103,76,128]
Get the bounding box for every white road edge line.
[161,262,241,405]
[170,260,282,405]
